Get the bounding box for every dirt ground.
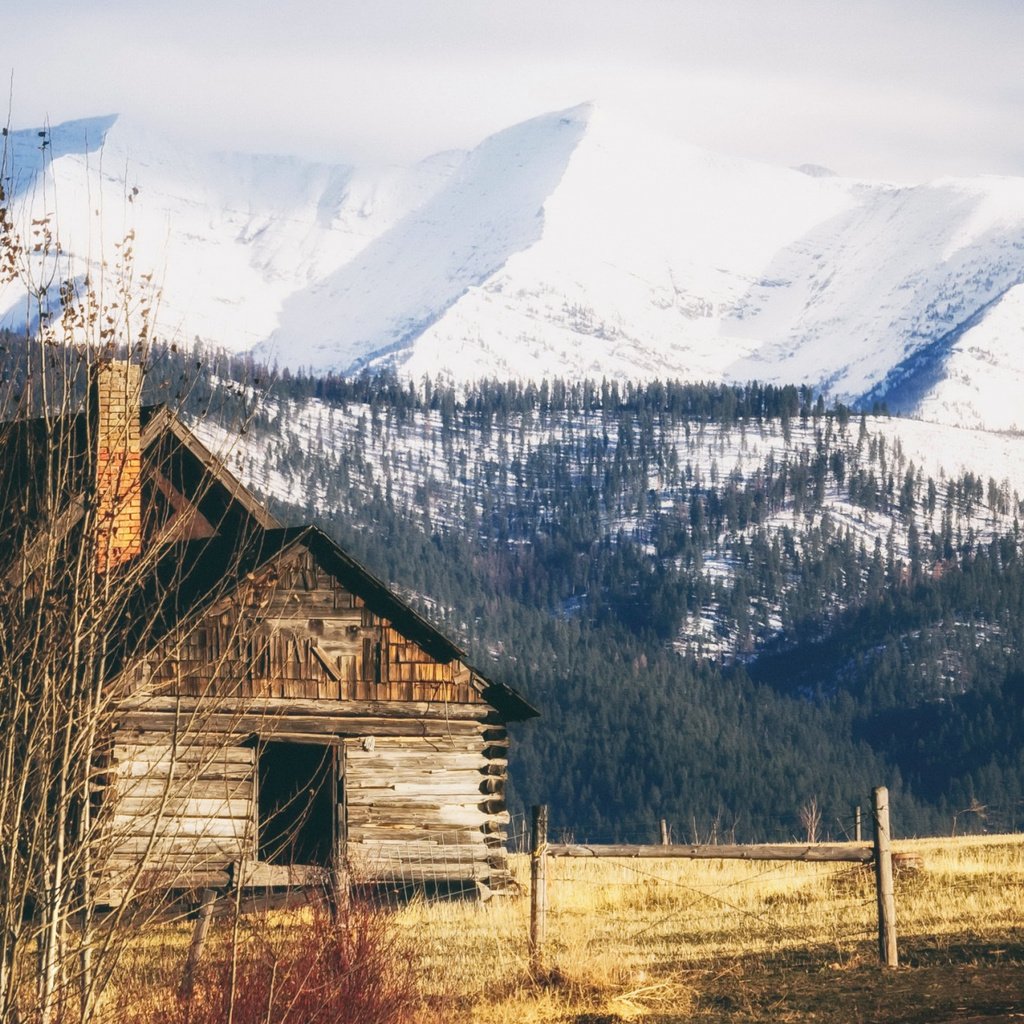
[648,942,1024,1024]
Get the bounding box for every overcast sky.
[6,1,1024,182]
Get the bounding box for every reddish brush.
[121,901,420,1024]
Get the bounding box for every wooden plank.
[107,837,244,858]
[265,591,354,616]
[345,856,490,882]
[239,862,330,887]
[310,645,342,682]
[119,712,485,738]
[113,797,252,819]
[350,807,508,828]
[122,869,233,890]
[345,790,497,806]
[345,812,495,829]
[547,842,874,863]
[335,831,487,847]
[344,770,491,786]
[113,778,252,801]
[345,776,493,792]
[345,830,491,848]
[119,696,490,720]
[347,850,492,867]
[358,733,486,747]
[345,753,490,770]
[113,744,255,762]
[112,760,253,781]
[181,889,217,1000]
[349,782,487,797]
[114,763,255,782]
[106,852,234,869]
[345,807,493,824]
[109,817,251,839]
[347,736,486,752]
[345,763,490,778]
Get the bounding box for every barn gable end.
[4,362,535,904]
[96,455,534,902]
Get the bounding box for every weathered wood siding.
[99,737,254,903]
[345,725,510,886]
[131,548,484,705]
[107,545,515,894]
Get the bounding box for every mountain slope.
[182,369,1024,836]
[3,108,1023,428]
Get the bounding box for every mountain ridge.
[2,107,1023,430]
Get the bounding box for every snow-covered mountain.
[2,105,1023,430]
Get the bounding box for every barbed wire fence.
[182,788,1023,1007]
[530,787,899,972]
[534,835,884,970]
[303,791,900,995]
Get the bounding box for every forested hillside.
[177,363,1024,841]
[5,332,1021,840]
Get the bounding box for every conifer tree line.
[138,354,1023,842]
[7,332,1020,842]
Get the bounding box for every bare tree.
[0,125,271,1024]
[799,796,822,845]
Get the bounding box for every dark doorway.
[257,742,336,866]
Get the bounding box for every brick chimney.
[93,361,143,574]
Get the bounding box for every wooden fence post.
[330,864,351,920]
[660,818,670,846]
[530,804,548,973]
[180,888,217,1000]
[872,787,898,968]
[855,805,862,842]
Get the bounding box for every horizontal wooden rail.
[531,794,898,973]
[546,842,874,863]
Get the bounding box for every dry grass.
[103,834,1024,1024]
[393,833,1024,1023]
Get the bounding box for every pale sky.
[6,0,1024,181]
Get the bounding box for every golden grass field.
[111,833,1023,1024]
[395,834,1024,1023]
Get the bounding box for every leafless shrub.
[799,797,822,844]
[117,902,420,1024]
[0,120,269,1024]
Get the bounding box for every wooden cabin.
[2,362,536,903]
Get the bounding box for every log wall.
[345,727,511,888]
[107,546,514,897]
[99,737,255,904]
[106,703,512,895]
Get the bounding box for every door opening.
[257,742,335,866]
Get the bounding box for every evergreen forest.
[4,333,1023,842]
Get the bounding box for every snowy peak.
[390,107,858,383]
[727,174,1024,422]
[3,114,118,193]
[261,104,591,370]
[2,105,1023,430]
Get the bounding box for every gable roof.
[2,395,538,722]
[0,403,278,578]
[297,526,538,721]
[125,523,538,721]
[141,406,280,532]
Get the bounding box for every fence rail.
[547,841,873,863]
[531,785,899,969]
